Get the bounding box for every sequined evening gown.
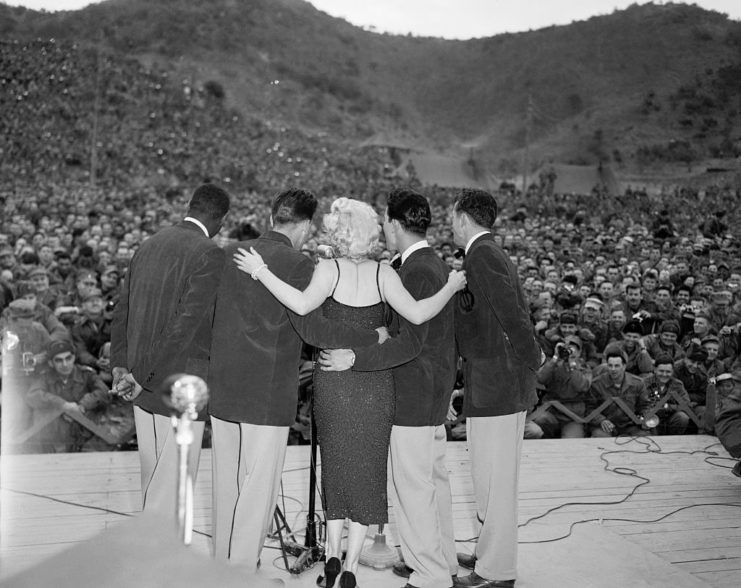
[312,294,394,525]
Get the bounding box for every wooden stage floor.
[2,436,741,587]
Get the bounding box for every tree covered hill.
[2,0,741,183]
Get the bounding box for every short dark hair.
[604,349,627,364]
[386,188,430,236]
[20,251,40,265]
[654,354,674,369]
[187,183,231,221]
[271,189,318,225]
[454,189,498,228]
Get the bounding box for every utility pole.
[522,92,533,194]
[89,30,104,186]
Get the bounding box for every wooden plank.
[677,559,741,573]
[693,572,741,588]
[2,436,740,588]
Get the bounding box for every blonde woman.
[234,197,465,588]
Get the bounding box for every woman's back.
[328,258,384,308]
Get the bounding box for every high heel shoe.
[316,557,341,588]
[339,570,357,588]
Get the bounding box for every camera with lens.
[21,351,36,372]
[556,342,571,360]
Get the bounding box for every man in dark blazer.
[208,189,381,571]
[110,183,230,518]
[451,189,540,588]
[320,189,458,588]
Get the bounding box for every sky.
[4,0,741,39]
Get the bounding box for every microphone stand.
[289,409,325,574]
[168,374,208,546]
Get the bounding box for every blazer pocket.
[468,354,514,409]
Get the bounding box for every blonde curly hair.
[322,197,380,260]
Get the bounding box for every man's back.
[455,234,539,417]
[394,248,456,425]
[208,231,314,426]
[111,221,224,414]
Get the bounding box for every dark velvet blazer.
[207,231,378,427]
[110,221,225,418]
[352,247,456,426]
[455,233,540,418]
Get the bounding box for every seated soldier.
[641,355,692,435]
[1,281,69,340]
[701,334,726,378]
[24,339,110,453]
[542,310,579,358]
[587,348,650,438]
[578,295,608,361]
[613,320,654,376]
[0,298,54,450]
[674,344,710,425]
[681,311,716,351]
[71,288,112,371]
[644,319,685,362]
[605,307,627,345]
[27,266,66,311]
[526,335,591,438]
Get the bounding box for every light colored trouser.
[467,411,525,582]
[391,424,458,588]
[210,416,288,571]
[133,406,205,517]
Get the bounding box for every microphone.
[167,374,208,545]
[170,374,209,418]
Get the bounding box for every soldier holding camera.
[25,338,110,452]
[641,355,691,435]
[526,335,592,438]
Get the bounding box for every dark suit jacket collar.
[469,232,494,250]
[403,245,433,266]
[261,230,293,247]
[466,233,494,260]
[177,220,207,236]
[463,233,494,269]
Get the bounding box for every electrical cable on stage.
[451,435,741,546]
[518,435,741,544]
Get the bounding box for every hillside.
[2,0,741,184]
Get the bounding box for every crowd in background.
[2,38,741,452]
[2,174,741,452]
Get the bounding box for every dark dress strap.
[330,259,341,298]
[375,262,384,301]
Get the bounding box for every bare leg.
[325,518,345,560]
[343,520,368,575]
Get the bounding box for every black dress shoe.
[453,571,515,587]
[317,557,341,588]
[393,562,413,578]
[339,570,357,588]
[732,461,741,478]
[456,552,477,570]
